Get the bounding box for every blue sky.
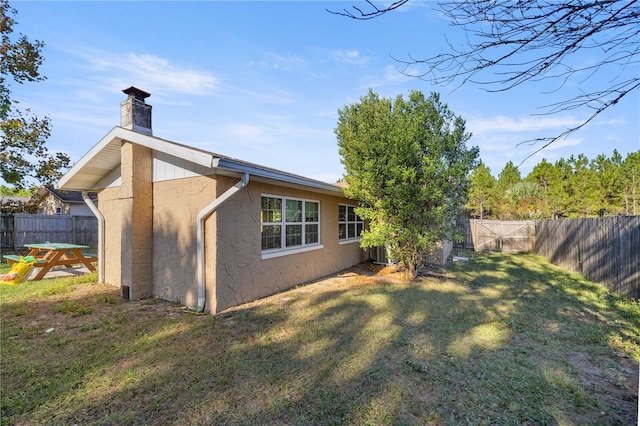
[7,1,640,184]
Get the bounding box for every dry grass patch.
[1,252,638,425]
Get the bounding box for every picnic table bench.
[3,243,97,281]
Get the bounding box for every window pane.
[285,199,302,222]
[338,205,346,222]
[347,223,356,239]
[305,224,319,244]
[261,225,281,250]
[356,222,363,237]
[305,201,319,222]
[339,223,347,240]
[261,196,282,223]
[285,224,302,247]
[347,206,356,222]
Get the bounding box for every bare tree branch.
[326,0,409,20]
[332,0,640,153]
[517,77,640,167]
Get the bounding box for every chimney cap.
[122,86,151,100]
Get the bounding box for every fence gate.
[468,220,536,253]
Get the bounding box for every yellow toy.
[2,256,37,285]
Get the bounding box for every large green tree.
[494,161,522,219]
[469,151,640,220]
[620,151,640,215]
[526,158,566,219]
[565,154,600,218]
[466,160,496,220]
[336,89,478,278]
[1,0,69,188]
[590,151,624,216]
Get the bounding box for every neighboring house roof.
[1,196,32,213]
[28,186,98,206]
[57,126,344,195]
[0,196,29,204]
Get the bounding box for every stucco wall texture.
[100,165,366,314]
[213,180,367,313]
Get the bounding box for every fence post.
[13,214,16,251]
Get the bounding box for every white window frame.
[338,204,364,244]
[261,194,323,259]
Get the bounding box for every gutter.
[82,191,105,283]
[196,172,250,312]
[215,157,343,195]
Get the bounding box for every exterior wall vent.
[121,285,130,301]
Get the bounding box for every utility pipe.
[82,191,105,283]
[196,173,250,312]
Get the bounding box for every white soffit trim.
[57,127,216,191]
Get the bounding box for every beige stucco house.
[57,87,367,314]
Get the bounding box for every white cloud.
[76,49,218,97]
[332,49,367,66]
[229,87,296,105]
[255,53,305,70]
[467,115,585,135]
[383,64,411,84]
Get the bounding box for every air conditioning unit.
[373,246,392,265]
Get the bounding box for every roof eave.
[215,158,344,195]
[57,127,344,196]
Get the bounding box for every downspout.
[82,191,105,283]
[196,173,250,312]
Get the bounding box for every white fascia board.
[117,128,215,168]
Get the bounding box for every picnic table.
[3,243,97,281]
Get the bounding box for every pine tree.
[467,161,496,220]
[495,161,522,219]
[526,159,565,219]
[621,151,640,215]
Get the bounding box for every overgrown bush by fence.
[0,214,98,252]
[535,216,639,299]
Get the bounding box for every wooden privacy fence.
[535,216,639,299]
[458,217,639,299]
[0,214,98,252]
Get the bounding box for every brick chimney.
[120,86,152,135]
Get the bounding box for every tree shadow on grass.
[1,251,638,425]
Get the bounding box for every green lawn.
[1,251,638,425]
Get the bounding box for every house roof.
[57,127,344,196]
[0,196,29,204]
[29,186,98,205]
